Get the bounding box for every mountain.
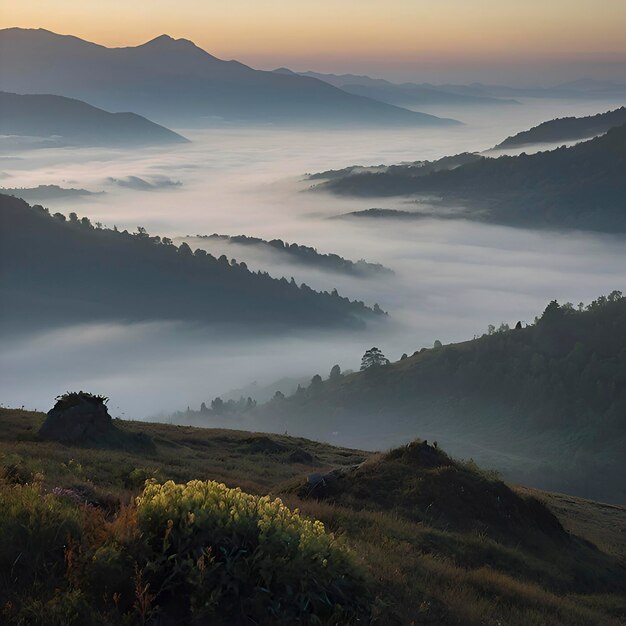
[308,151,481,181]
[312,123,626,232]
[335,208,425,220]
[495,107,626,148]
[0,184,102,201]
[247,294,626,503]
[0,194,383,333]
[189,233,393,277]
[276,69,519,107]
[0,28,458,128]
[426,79,626,99]
[0,91,188,148]
[1,406,624,625]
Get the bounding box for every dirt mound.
[39,392,115,443]
[38,392,154,451]
[295,440,565,548]
[243,435,289,454]
[288,448,315,464]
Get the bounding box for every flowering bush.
[0,477,369,624]
[136,479,369,623]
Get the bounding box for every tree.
[433,340,443,349]
[178,242,193,257]
[540,300,563,323]
[309,374,323,393]
[360,347,389,370]
[329,364,342,381]
[211,397,224,413]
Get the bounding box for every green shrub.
[136,479,370,624]
[0,481,82,592]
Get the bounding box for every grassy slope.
[1,408,624,625]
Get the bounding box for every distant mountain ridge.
[0,91,188,147]
[0,194,384,333]
[0,184,102,201]
[311,124,626,232]
[495,106,626,148]
[274,68,519,107]
[190,233,393,277]
[0,28,458,128]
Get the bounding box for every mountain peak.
[141,34,198,50]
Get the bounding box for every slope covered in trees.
[0,91,188,148]
[0,194,383,332]
[253,294,626,502]
[192,233,393,277]
[495,106,626,148]
[312,124,626,232]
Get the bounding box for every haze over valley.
[2,92,626,425]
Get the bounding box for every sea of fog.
[1,97,625,424]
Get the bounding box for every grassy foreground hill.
[0,407,624,625]
[0,194,382,333]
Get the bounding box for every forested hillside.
[0,195,383,332]
[250,294,626,502]
[192,233,392,277]
[496,106,626,148]
[313,124,626,232]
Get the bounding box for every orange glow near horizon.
[2,0,626,80]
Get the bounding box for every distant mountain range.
[0,91,188,148]
[274,70,626,104]
[0,195,384,333]
[0,28,458,128]
[311,124,626,232]
[495,106,626,148]
[415,78,626,100]
[274,68,519,107]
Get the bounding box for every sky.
[2,0,626,84]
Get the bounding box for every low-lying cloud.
[2,97,625,426]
